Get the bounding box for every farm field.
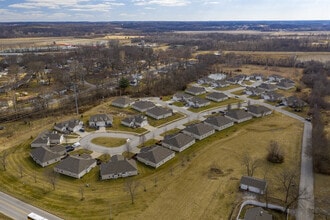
[0,112,303,219]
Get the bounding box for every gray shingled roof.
[100,155,137,176]
[163,133,195,149]
[204,115,233,127]
[30,146,62,164]
[183,123,214,136]
[240,176,267,191]
[55,155,96,175]
[190,96,210,105]
[185,86,206,95]
[146,106,172,117]
[244,207,272,220]
[89,114,113,123]
[132,100,155,111]
[112,97,132,106]
[247,105,272,115]
[174,92,193,100]
[137,145,174,164]
[55,119,81,132]
[206,92,227,100]
[258,83,277,91]
[226,109,252,120]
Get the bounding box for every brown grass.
[91,137,127,148]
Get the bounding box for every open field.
[0,112,303,219]
[314,174,330,219]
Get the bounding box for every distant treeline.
[1,21,330,38]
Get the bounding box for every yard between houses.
[0,112,303,219]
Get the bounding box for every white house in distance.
[111,96,132,108]
[89,114,113,128]
[239,176,267,195]
[54,154,97,179]
[136,145,175,168]
[100,155,138,180]
[162,133,196,152]
[146,106,173,120]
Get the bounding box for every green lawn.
[215,84,240,91]
[160,128,181,137]
[91,137,127,148]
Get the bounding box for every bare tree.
[44,169,58,191]
[241,152,260,177]
[124,179,140,204]
[267,140,284,163]
[18,164,24,178]
[0,151,9,171]
[79,186,85,201]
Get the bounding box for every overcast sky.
[0,0,329,22]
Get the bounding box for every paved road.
[0,191,63,220]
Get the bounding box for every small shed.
[240,176,267,195]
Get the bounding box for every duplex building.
[206,92,228,102]
[136,145,175,168]
[111,96,132,108]
[204,115,234,131]
[131,100,155,112]
[100,155,138,180]
[162,133,196,152]
[247,105,273,118]
[121,115,148,128]
[225,109,253,123]
[182,123,215,140]
[146,106,173,120]
[89,114,113,128]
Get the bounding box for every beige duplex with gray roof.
[162,133,196,152]
[111,96,132,108]
[182,123,215,140]
[136,145,175,168]
[247,105,272,118]
[89,114,113,128]
[30,145,66,167]
[204,115,234,131]
[146,106,173,120]
[54,154,97,179]
[100,155,138,180]
[54,119,83,133]
[225,109,252,123]
[187,96,210,108]
[30,131,64,148]
[131,100,155,112]
[121,115,148,128]
[206,92,228,102]
[185,86,206,96]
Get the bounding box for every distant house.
[283,96,307,108]
[268,74,283,82]
[172,92,193,102]
[244,207,272,220]
[187,97,210,108]
[240,176,267,195]
[277,81,295,90]
[100,155,138,180]
[245,87,265,96]
[131,100,156,112]
[182,123,215,140]
[216,80,230,88]
[111,96,132,108]
[54,154,97,179]
[261,91,284,102]
[206,92,228,102]
[89,114,113,128]
[146,106,173,120]
[121,115,148,128]
[54,119,83,133]
[31,131,64,148]
[30,145,66,167]
[204,115,234,131]
[185,86,206,96]
[258,83,277,92]
[162,133,196,152]
[225,109,253,123]
[247,105,273,118]
[136,145,175,168]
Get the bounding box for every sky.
[0,0,329,22]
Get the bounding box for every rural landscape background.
[0,20,329,219]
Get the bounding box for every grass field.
[0,112,303,219]
[91,137,127,148]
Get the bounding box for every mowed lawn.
[0,112,303,220]
[91,137,127,148]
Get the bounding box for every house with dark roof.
[187,97,210,108]
[185,86,206,96]
[282,96,307,108]
[244,207,272,220]
[247,105,273,118]
[131,100,156,112]
[240,176,267,195]
[54,119,83,133]
[225,109,253,123]
[182,123,215,140]
[146,106,173,120]
[89,114,113,128]
[30,146,66,167]
[172,92,193,102]
[261,91,284,102]
[111,96,132,108]
[245,87,265,96]
[216,80,230,88]
[277,81,295,90]
[121,115,148,128]
[162,133,196,152]
[206,92,228,102]
[100,155,138,180]
[54,154,97,179]
[136,145,175,168]
[30,131,64,148]
[257,83,277,92]
[204,115,234,131]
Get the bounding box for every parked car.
[79,128,85,132]
[65,146,74,152]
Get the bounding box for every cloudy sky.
[0,0,329,22]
